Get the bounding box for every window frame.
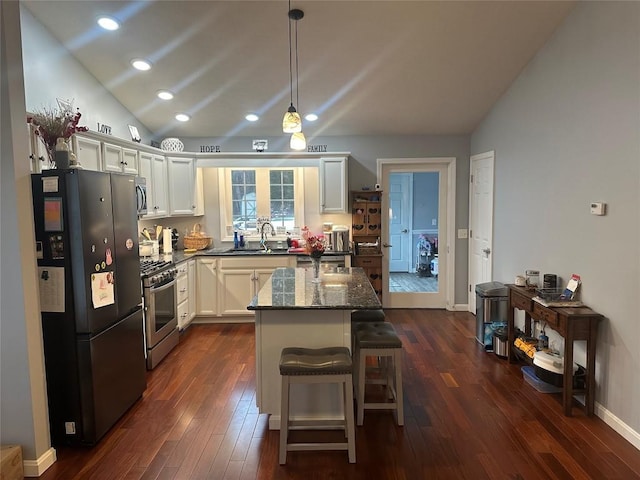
[219,167,305,240]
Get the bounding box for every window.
[269,170,295,230]
[221,167,305,238]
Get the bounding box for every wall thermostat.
[590,202,606,215]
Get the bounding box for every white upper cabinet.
[29,124,52,173]
[319,156,349,213]
[139,150,169,218]
[121,147,139,175]
[72,135,101,171]
[167,156,196,216]
[102,143,139,175]
[102,142,123,172]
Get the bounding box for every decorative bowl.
[160,137,184,152]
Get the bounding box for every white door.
[468,151,495,314]
[388,173,411,272]
[379,158,456,309]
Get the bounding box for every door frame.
[377,158,456,310]
[468,151,495,314]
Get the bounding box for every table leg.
[586,321,598,416]
[507,307,515,363]
[563,326,574,416]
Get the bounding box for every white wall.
[471,1,640,445]
[1,0,55,473]
[20,7,152,142]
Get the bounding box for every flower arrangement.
[28,106,88,167]
[301,226,326,258]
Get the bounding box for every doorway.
[379,158,456,309]
[468,151,495,314]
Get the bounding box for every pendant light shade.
[290,131,306,151]
[283,105,302,133]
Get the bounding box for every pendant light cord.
[288,0,294,108]
[294,13,300,112]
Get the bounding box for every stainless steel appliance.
[31,169,146,446]
[135,176,147,216]
[331,226,350,252]
[140,259,179,369]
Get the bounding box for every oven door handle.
[149,277,176,293]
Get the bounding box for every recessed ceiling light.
[305,113,318,122]
[97,16,119,31]
[157,91,174,100]
[131,59,151,71]
[245,113,259,122]
[175,113,190,122]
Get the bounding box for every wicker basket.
[183,224,212,250]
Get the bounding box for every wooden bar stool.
[279,347,356,464]
[353,322,404,426]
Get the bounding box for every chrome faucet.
[260,221,275,251]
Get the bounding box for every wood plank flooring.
[388,272,438,292]
[38,310,640,480]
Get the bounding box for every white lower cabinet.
[176,262,190,330]
[211,256,296,318]
[196,257,218,316]
[187,259,196,324]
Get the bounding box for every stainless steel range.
[140,259,179,369]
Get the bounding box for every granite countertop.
[247,267,381,310]
[163,248,351,266]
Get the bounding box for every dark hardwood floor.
[39,310,640,480]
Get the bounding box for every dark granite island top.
[247,267,381,310]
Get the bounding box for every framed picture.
[128,125,141,143]
[56,98,74,114]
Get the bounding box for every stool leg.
[279,375,290,465]
[344,374,356,463]
[357,349,366,426]
[394,350,404,426]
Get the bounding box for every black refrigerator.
[31,169,146,446]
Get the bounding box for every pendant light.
[282,6,304,135]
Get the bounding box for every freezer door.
[76,308,146,444]
[110,173,142,317]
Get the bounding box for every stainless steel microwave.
[135,176,147,216]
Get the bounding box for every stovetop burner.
[140,259,173,277]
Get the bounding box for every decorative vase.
[310,255,321,283]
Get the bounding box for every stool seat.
[279,347,352,375]
[354,322,404,426]
[354,323,402,349]
[279,346,356,464]
[351,309,386,323]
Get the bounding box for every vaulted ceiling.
[22,1,576,138]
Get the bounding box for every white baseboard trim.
[449,303,469,311]
[23,447,56,477]
[597,402,640,451]
[193,316,254,324]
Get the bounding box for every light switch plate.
[457,228,468,239]
[590,202,606,215]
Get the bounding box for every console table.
[506,285,603,416]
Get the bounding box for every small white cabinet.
[139,151,169,218]
[28,124,51,172]
[72,135,101,171]
[176,260,196,330]
[102,143,139,175]
[319,156,349,213]
[167,156,196,215]
[196,257,218,316]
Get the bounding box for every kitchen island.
[248,266,381,429]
